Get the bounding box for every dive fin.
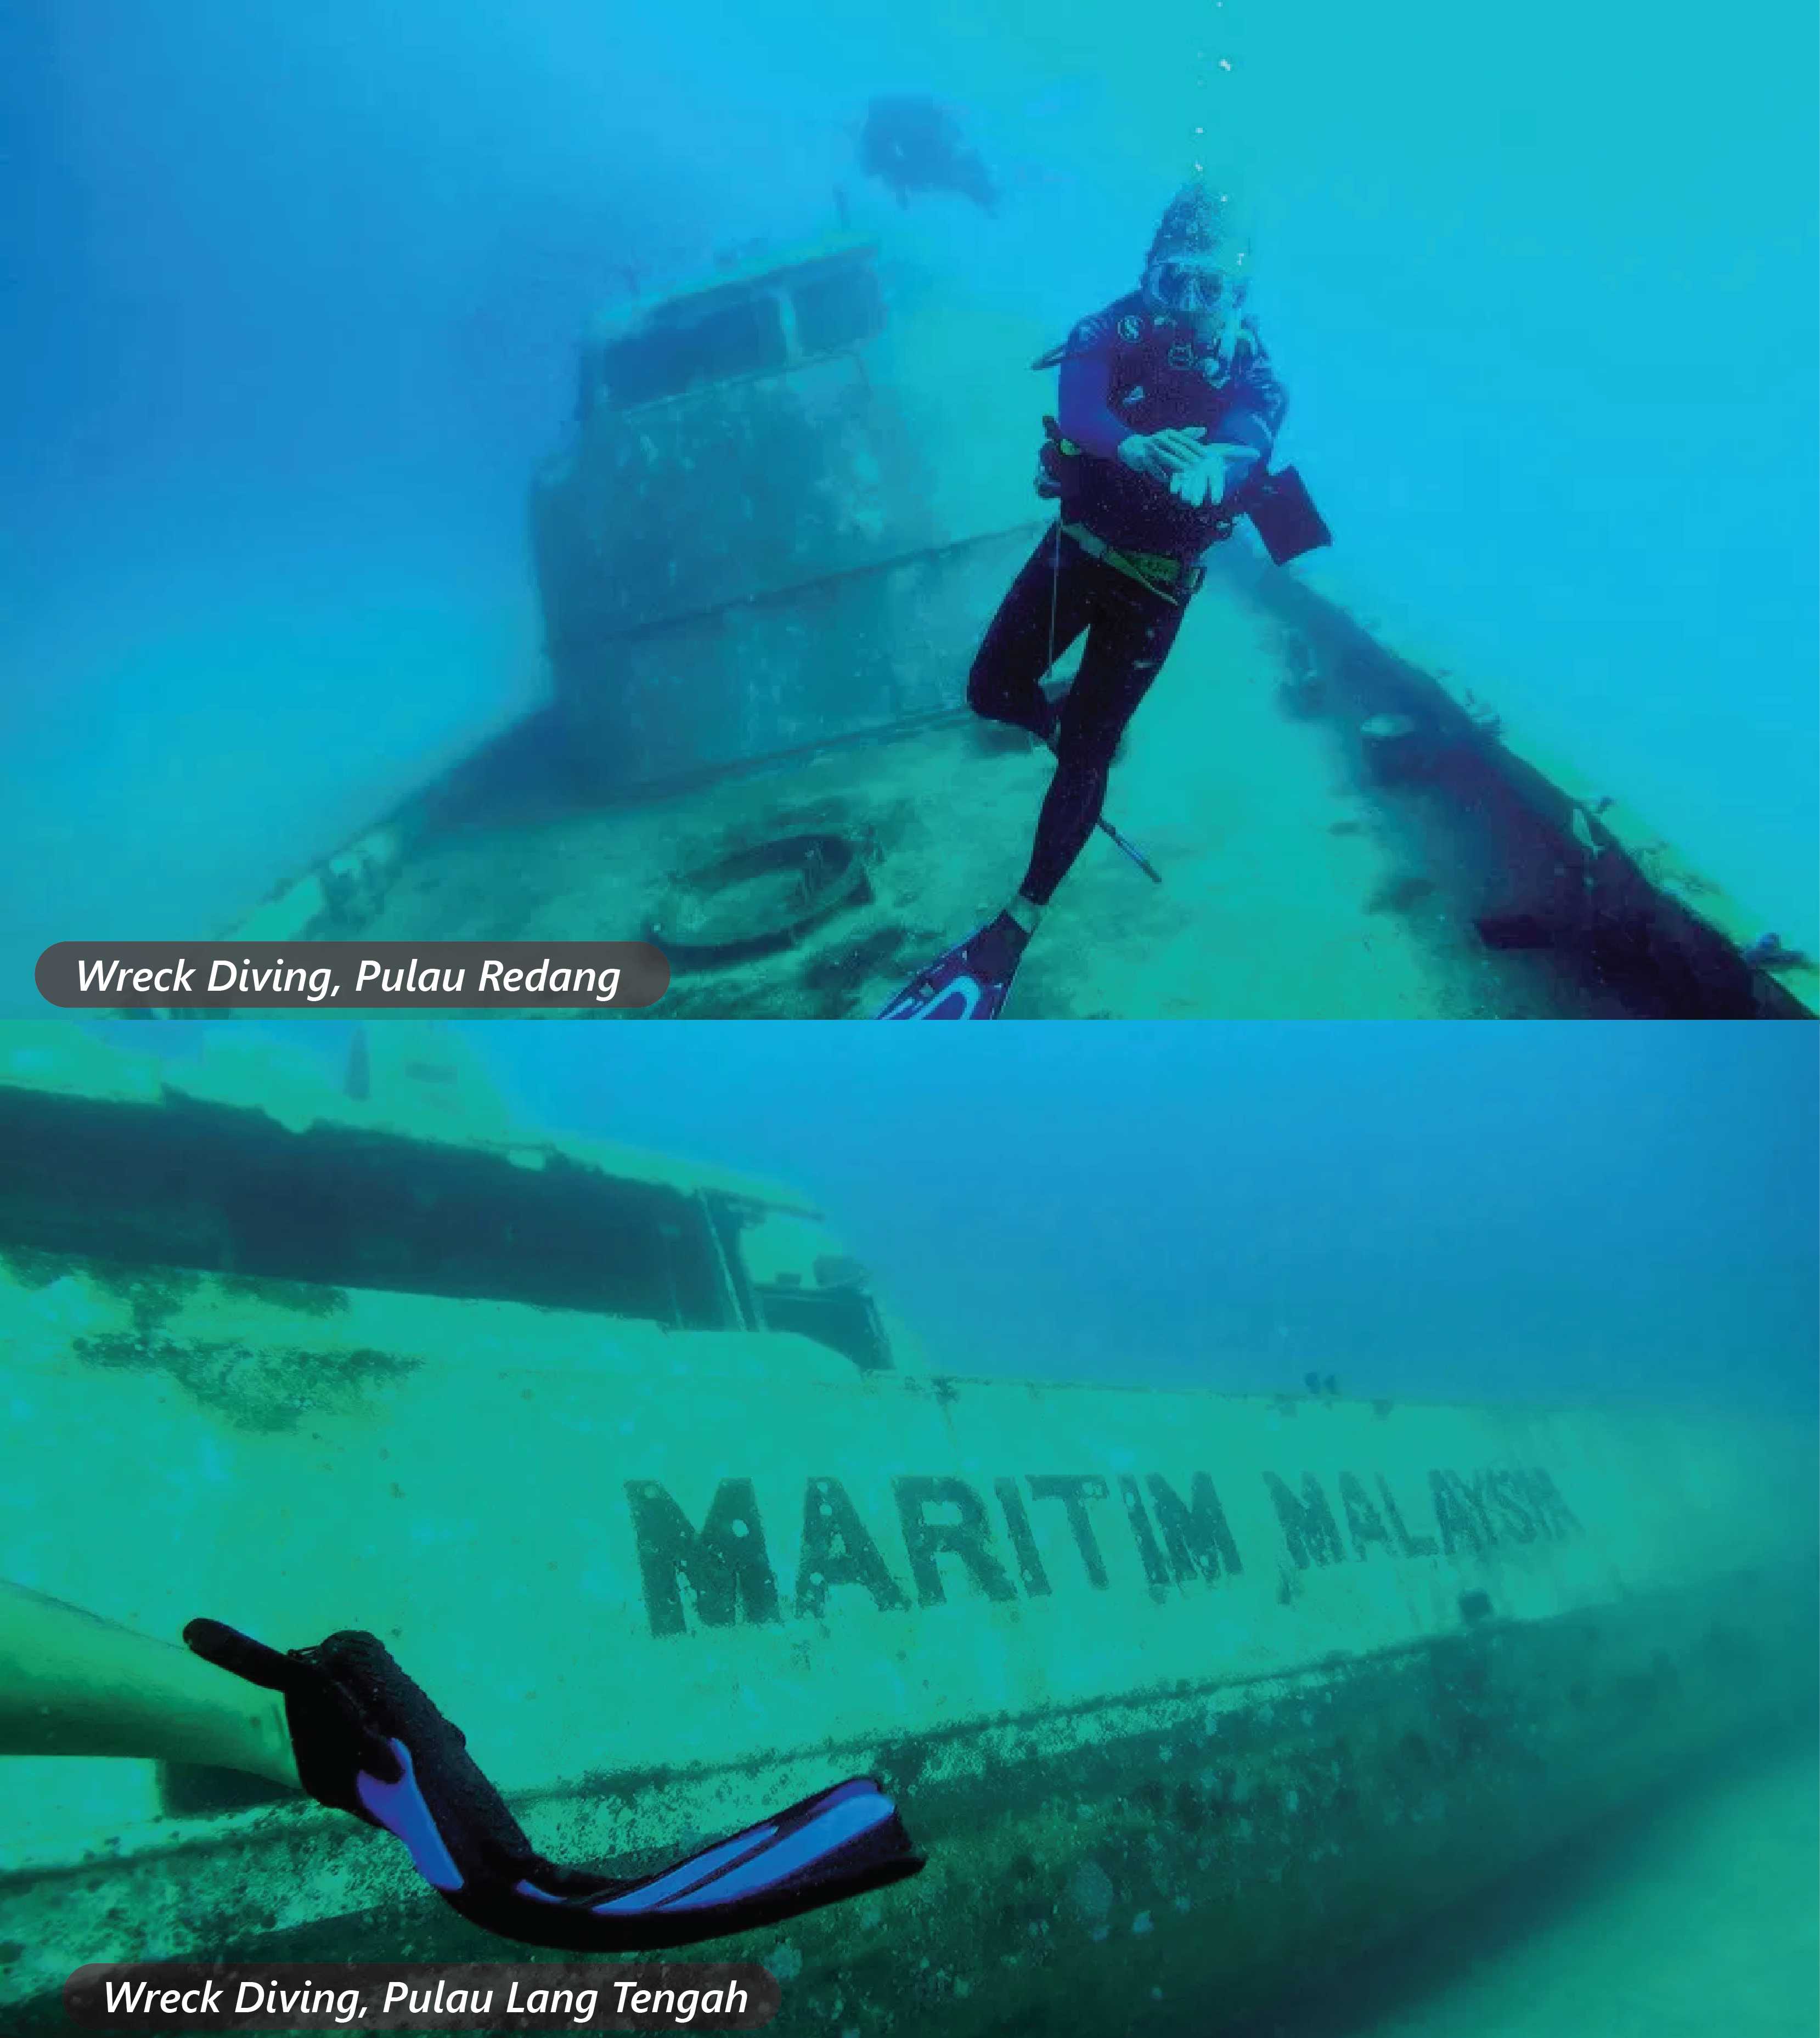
[184,1619,923,1951]
[560,1776,923,1937]
[877,915,1027,1020]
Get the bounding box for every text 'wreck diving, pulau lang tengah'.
[0,1025,1814,2034]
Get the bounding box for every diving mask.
[1142,250,1248,319]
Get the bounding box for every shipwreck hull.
[3,1333,1813,2029]
[544,523,1046,797]
[531,235,1050,799]
[0,1044,1814,2031]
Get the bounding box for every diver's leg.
[966,527,1094,738]
[0,1579,299,1787]
[1018,579,1187,906]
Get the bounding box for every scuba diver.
[858,94,999,214]
[880,179,1329,1021]
[2,1581,923,1951]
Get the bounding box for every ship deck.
[333,579,1669,1020]
[218,549,1811,1022]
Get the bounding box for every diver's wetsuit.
[967,293,1287,904]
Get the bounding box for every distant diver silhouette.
[858,95,998,214]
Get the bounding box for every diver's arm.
[1199,407,1278,500]
[1056,347,1134,461]
[0,1579,298,1785]
[1167,341,1284,510]
[1207,427,1267,497]
[1220,330,1288,479]
[1058,352,1205,481]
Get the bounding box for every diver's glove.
[184,1619,924,1951]
[1167,442,1261,509]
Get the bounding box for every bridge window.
[0,1089,736,1330]
[791,263,885,354]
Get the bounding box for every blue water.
[94,1017,1820,1421]
[4,0,1816,990]
[487,1020,1820,1419]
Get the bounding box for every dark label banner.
[64,1962,778,2031]
[36,943,669,1010]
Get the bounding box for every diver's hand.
[1168,442,1262,508]
[1117,428,1208,482]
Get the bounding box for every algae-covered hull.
[1,1034,1815,2034]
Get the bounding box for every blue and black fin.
[877,913,1029,1020]
[184,1621,923,1951]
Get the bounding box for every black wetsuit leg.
[1019,561,1187,904]
[966,527,1101,738]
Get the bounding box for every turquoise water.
[1,0,1816,2018]
[197,1017,1818,1419]
[2,1,1815,987]
[1247,1739,1819,2038]
[84,1015,1820,1417]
